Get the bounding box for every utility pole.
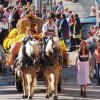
[51,0,53,11]
[40,0,43,12]
[54,0,57,12]
[95,0,100,26]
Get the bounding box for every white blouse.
[42,22,58,36]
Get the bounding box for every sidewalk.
[0,66,100,100]
[62,67,97,86]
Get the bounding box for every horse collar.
[28,41,33,47]
[22,45,36,67]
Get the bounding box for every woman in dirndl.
[75,41,92,97]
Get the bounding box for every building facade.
[32,0,96,18]
[32,0,53,11]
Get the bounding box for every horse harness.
[40,37,62,69]
[21,41,40,68]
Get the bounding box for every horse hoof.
[54,96,58,100]
[58,87,61,93]
[22,95,28,99]
[49,93,52,97]
[28,96,32,99]
[46,95,49,98]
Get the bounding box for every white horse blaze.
[26,41,41,57]
[45,37,60,56]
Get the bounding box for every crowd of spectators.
[0,1,82,50]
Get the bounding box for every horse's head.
[24,38,41,59]
[45,37,61,57]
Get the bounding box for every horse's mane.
[46,39,54,54]
[45,37,61,56]
[25,40,40,57]
[17,39,40,62]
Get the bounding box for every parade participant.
[42,15,58,37]
[95,39,100,85]
[75,41,92,97]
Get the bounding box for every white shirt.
[42,22,58,36]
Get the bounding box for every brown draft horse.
[8,35,42,67]
[41,36,62,99]
[16,38,41,99]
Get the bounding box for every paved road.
[0,67,100,100]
